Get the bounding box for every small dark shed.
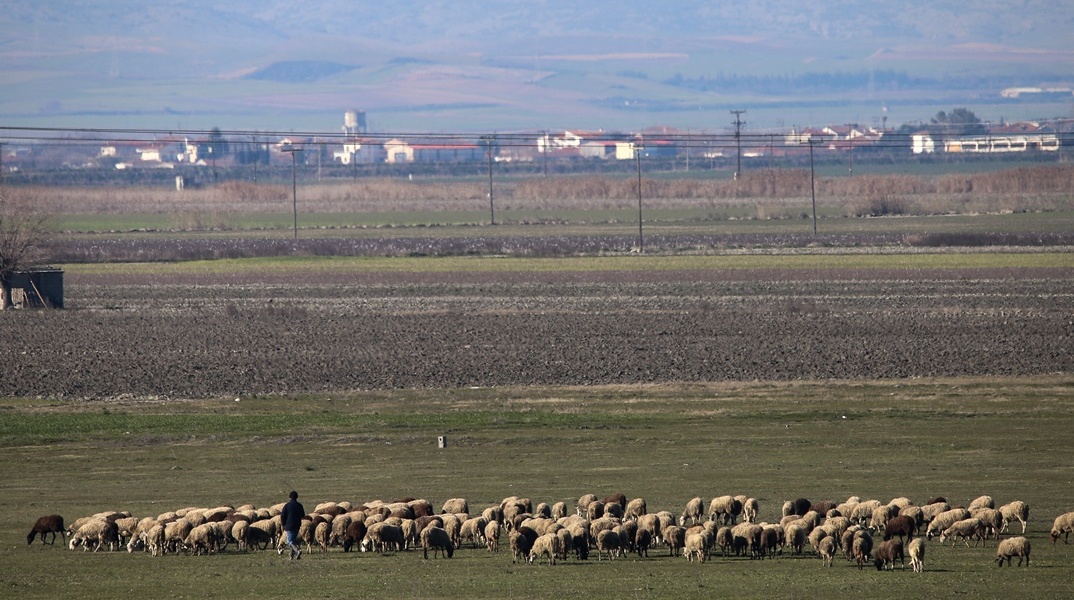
[2,267,64,308]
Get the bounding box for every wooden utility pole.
[731,110,746,179]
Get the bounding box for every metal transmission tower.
[731,110,746,179]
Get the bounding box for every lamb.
[873,538,904,571]
[1049,511,1074,544]
[27,515,66,545]
[995,536,1031,567]
[907,537,926,572]
[939,518,985,547]
[69,519,120,552]
[999,501,1029,534]
[681,497,705,525]
[595,529,621,560]
[420,525,454,559]
[529,533,560,565]
[683,532,707,562]
[817,536,837,567]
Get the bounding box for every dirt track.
[2,267,1072,399]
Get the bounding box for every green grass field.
[5,377,1073,599]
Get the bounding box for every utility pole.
[636,140,644,253]
[282,145,303,240]
[809,139,817,236]
[731,109,746,180]
[482,135,496,225]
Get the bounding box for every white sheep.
[742,498,760,524]
[440,498,469,515]
[939,518,985,547]
[1049,511,1074,544]
[69,519,120,552]
[595,529,621,560]
[972,508,1003,541]
[683,532,707,562]
[708,495,738,524]
[925,507,970,539]
[484,520,501,552]
[315,521,330,553]
[995,536,1031,567]
[968,495,995,512]
[680,497,704,525]
[999,501,1029,534]
[529,533,560,565]
[420,525,454,559]
[818,536,837,567]
[907,537,926,572]
[625,497,647,521]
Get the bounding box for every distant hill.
[2,1,1073,131]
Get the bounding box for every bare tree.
[0,191,52,309]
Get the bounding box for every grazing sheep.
[551,502,568,520]
[899,505,925,529]
[870,505,899,531]
[714,526,733,556]
[784,522,808,555]
[907,537,926,572]
[807,526,828,555]
[788,498,812,517]
[70,519,120,552]
[968,495,995,512]
[883,515,917,543]
[315,521,330,554]
[329,514,352,548]
[818,536,837,567]
[585,501,604,522]
[781,500,795,518]
[852,534,873,570]
[529,533,560,565]
[146,523,167,557]
[577,494,598,516]
[709,496,738,524]
[683,533,707,562]
[596,529,622,561]
[509,531,532,563]
[681,497,705,525]
[973,508,1003,542]
[362,522,404,553]
[231,520,250,551]
[603,502,625,520]
[920,502,951,526]
[603,493,627,511]
[662,525,686,557]
[995,536,1031,567]
[341,520,368,552]
[624,498,647,521]
[635,528,652,558]
[939,518,985,547]
[873,539,905,571]
[851,500,882,524]
[809,500,836,516]
[925,508,970,539]
[440,498,469,515]
[484,520,501,552]
[460,517,489,549]
[1049,511,1074,544]
[999,501,1030,534]
[554,528,573,561]
[27,515,66,545]
[616,521,638,554]
[758,526,781,559]
[183,523,219,556]
[421,526,454,559]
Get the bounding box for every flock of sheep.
[28,492,1074,571]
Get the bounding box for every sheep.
[459,516,489,549]
[899,505,925,529]
[883,515,917,543]
[533,503,552,519]
[999,501,1029,534]
[968,495,995,512]
[595,529,621,560]
[907,537,926,572]
[742,498,760,523]
[662,525,686,557]
[787,498,812,517]
[784,522,808,555]
[603,493,627,511]
[919,501,951,525]
[603,502,625,520]
[818,536,837,567]
[708,496,738,524]
[484,520,501,552]
[995,536,1031,567]
[939,518,985,547]
[852,533,873,570]
[851,500,882,524]
[551,502,568,520]
[809,500,836,516]
[680,497,704,525]
[806,526,828,555]
[873,538,905,571]
[421,526,454,559]
[585,501,604,522]
[758,525,781,559]
[577,494,598,516]
[362,522,404,553]
[529,533,560,565]
[441,514,463,548]
[329,514,352,548]
[1049,511,1074,544]
[713,526,733,556]
[635,528,652,557]
[616,521,638,554]
[925,507,970,539]
[683,533,707,562]
[315,521,330,553]
[973,508,1003,542]
[733,523,764,559]
[440,498,469,515]
[183,523,219,556]
[781,500,795,518]
[624,498,647,521]
[554,527,573,561]
[69,519,120,552]
[231,520,250,551]
[27,515,66,545]
[146,523,166,557]
[510,530,532,563]
[870,504,899,531]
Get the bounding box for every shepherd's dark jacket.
[281,499,305,534]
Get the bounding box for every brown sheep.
[873,538,904,570]
[27,515,66,545]
[883,515,917,542]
